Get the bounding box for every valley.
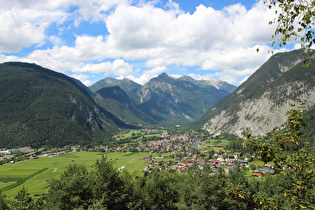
[0,128,258,198]
[0,49,314,208]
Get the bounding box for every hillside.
[195,49,315,137]
[93,86,157,126]
[0,62,133,148]
[89,77,141,94]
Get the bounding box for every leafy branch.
[243,105,315,209]
[263,0,315,67]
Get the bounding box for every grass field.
[115,130,161,142]
[0,151,153,198]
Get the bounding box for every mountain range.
[1,49,314,148]
[90,73,236,125]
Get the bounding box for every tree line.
[0,157,313,209]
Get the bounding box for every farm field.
[0,151,153,198]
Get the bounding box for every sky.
[0,0,298,87]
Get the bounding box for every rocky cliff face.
[197,49,315,137]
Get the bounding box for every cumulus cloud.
[75,59,134,76]
[102,0,278,84]
[70,73,92,86]
[0,0,128,52]
[127,66,168,85]
[0,0,289,86]
[106,1,276,51]
[187,73,215,81]
[0,10,46,52]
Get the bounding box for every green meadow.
[115,130,161,142]
[0,151,152,198]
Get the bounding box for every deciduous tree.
[243,105,315,209]
[264,0,315,66]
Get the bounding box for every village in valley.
[0,129,275,178]
[122,130,275,177]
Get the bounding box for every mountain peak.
[155,72,176,84]
[122,78,132,82]
[179,75,196,83]
[89,77,141,93]
[157,72,169,79]
[103,77,119,83]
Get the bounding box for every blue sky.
[0,0,296,86]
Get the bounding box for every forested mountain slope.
[93,86,157,126]
[0,62,133,148]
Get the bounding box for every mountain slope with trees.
[0,62,134,148]
[93,86,157,126]
[89,77,141,94]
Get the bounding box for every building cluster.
[143,153,239,173]
[107,133,205,153]
[143,152,274,177]
[0,147,33,155]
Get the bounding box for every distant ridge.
[89,77,141,94]
[90,73,236,125]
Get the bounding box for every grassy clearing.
[115,130,142,140]
[115,130,161,142]
[0,151,152,198]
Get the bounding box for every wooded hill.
[0,62,135,148]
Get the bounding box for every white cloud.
[127,66,167,85]
[0,0,292,86]
[201,45,271,71]
[0,53,20,62]
[187,73,215,81]
[70,73,92,86]
[214,68,257,85]
[49,36,64,46]
[0,0,129,53]
[0,10,46,52]
[76,59,134,76]
[102,0,278,73]
[106,4,174,50]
